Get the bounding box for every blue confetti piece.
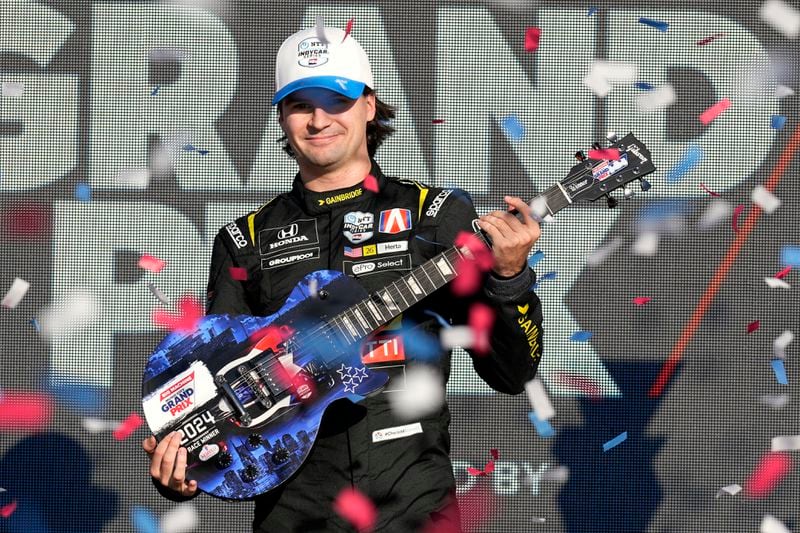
[182,143,196,152]
[74,182,92,202]
[603,431,628,452]
[423,309,451,329]
[500,114,525,141]
[587,6,598,16]
[46,380,107,414]
[150,85,160,96]
[781,245,800,266]
[400,324,442,362]
[771,115,787,129]
[532,270,557,290]
[666,144,703,183]
[197,148,209,155]
[415,234,447,247]
[131,506,159,533]
[527,250,545,268]
[570,330,593,342]
[638,17,669,32]
[634,81,654,90]
[772,359,788,385]
[528,411,555,438]
[29,317,40,332]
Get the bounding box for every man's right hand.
[142,431,198,497]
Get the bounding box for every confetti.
[148,282,171,306]
[0,390,54,431]
[747,321,761,334]
[632,231,660,257]
[774,266,791,279]
[468,303,494,355]
[699,183,721,197]
[363,174,379,193]
[773,330,794,359]
[116,168,150,188]
[38,290,99,339]
[138,254,166,273]
[697,33,726,46]
[759,394,790,408]
[771,114,787,129]
[732,204,746,233]
[315,15,329,44]
[587,6,598,16]
[161,502,199,533]
[228,266,248,281]
[527,250,545,268]
[150,85,160,96]
[82,417,120,433]
[635,83,676,112]
[638,17,669,32]
[634,81,654,90]
[588,148,620,160]
[760,0,800,39]
[500,114,525,141]
[47,381,106,414]
[1,277,30,309]
[586,237,624,267]
[528,411,555,438]
[781,245,800,266]
[74,182,92,202]
[603,431,628,451]
[772,359,788,385]
[582,69,612,98]
[1,81,24,97]
[342,18,355,43]
[751,186,781,213]
[451,259,481,297]
[775,84,795,98]
[532,271,556,289]
[761,514,791,533]
[389,366,445,421]
[440,325,474,349]
[744,451,793,498]
[152,294,204,333]
[0,501,17,518]
[715,483,742,498]
[632,296,652,306]
[771,435,800,452]
[131,506,160,533]
[524,377,555,420]
[699,98,732,125]
[529,197,550,221]
[431,118,445,124]
[113,412,143,441]
[591,60,638,84]
[524,27,541,52]
[455,231,494,270]
[333,487,377,532]
[569,330,593,342]
[666,144,703,183]
[467,449,499,476]
[698,199,732,230]
[553,372,602,399]
[423,309,451,329]
[764,277,790,289]
[542,465,570,482]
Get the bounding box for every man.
[143,24,544,532]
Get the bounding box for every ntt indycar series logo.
[160,372,195,417]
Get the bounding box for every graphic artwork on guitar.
[141,132,656,500]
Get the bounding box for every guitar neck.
[327,184,571,344]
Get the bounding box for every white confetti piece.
[1,278,30,309]
[635,84,676,112]
[1,81,24,97]
[586,237,624,267]
[775,84,795,98]
[525,377,555,420]
[764,277,791,289]
[542,465,569,482]
[388,366,445,421]
[751,186,781,213]
[532,517,547,524]
[37,290,100,339]
[771,435,800,452]
[315,15,329,44]
[632,231,660,256]
[82,417,120,433]
[760,0,800,39]
[161,502,199,533]
[440,326,474,349]
[148,283,171,306]
[582,70,612,98]
[715,483,742,498]
[591,60,638,84]
[697,199,732,230]
[760,394,790,408]
[308,277,319,298]
[115,168,150,188]
[148,47,189,61]
[529,197,551,221]
[761,514,791,533]
[774,330,794,358]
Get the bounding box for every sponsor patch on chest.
[261,247,320,269]
[343,254,412,277]
[259,219,319,256]
[343,211,374,244]
[378,208,412,234]
[372,422,423,443]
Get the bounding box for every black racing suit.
[153,161,544,532]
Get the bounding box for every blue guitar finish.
[141,271,389,500]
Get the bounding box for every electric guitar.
[141,132,656,500]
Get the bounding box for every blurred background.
[1,0,798,531]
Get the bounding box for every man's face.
[279,88,377,170]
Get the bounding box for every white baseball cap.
[272,26,375,105]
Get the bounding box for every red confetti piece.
[342,18,355,43]
[112,412,143,441]
[228,266,248,281]
[699,97,731,125]
[774,266,792,279]
[1,202,52,241]
[468,303,495,356]
[138,254,166,273]
[333,487,376,533]
[0,501,17,519]
[490,448,499,460]
[696,32,725,46]
[524,27,541,52]
[452,259,481,297]
[152,294,204,333]
[699,183,721,197]
[744,451,793,498]
[554,371,602,401]
[454,232,494,271]
[363,174,379,193]
[431,119,445,124]
[587,148,621,161]
[0,390,53,432]
[746,320,760,334]
[467,449,499,477]
[732,204,745,233]
[632,296,652,306]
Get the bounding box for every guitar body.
[141,270,389,500]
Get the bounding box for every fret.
[399,276,419,302]
[365,299,384,323]
[352,306,372,332]
[389,281,410,309]
[435,255,454,277]
[380,290,399,313]
[331,317,353,344]
[424,260,447,285]
[418,263,437,292]
[340,314,360,339]
[406,273,424,296]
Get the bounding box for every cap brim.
[272,76,366,105]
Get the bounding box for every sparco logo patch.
[259,219,319,256]
[261,247,320,269]
[343,254,412,277]
[343,211,374,244]
[225,222,248,249]
[317,188,363,206]
[425,189,453,217]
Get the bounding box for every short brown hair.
[277,87,396,159]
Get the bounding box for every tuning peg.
[639,178,652,192]
[606,131,619,144]
[606,194,618,209]
[574,150,586,162]
[623,185,635,199]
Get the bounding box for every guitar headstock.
[559,132,656,208]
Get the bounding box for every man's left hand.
[476,196,542,278]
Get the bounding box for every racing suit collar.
[289,161,387,214]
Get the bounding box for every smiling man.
[144,23,544,532]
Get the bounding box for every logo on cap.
[297,37,329,68]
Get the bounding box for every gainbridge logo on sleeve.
[317,188,363,206]
[517,303,541,361]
